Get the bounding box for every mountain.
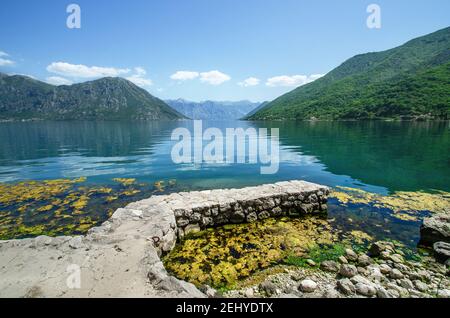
[166,99,262,120]
[0,74,185,120]
[244,101,270,118]
[247,27,450,120]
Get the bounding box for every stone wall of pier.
[162,180,330,239]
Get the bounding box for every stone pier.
[0,180,329,298]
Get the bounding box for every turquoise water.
[0,120,448,246]
[0,120,448,194]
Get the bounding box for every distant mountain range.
[165,99,262,120]
[247,27,450,120]
[0,74,185,120]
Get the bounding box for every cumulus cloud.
[170,71,199,81]
[199,70,231,85]
[46,62,130,78]
[0,58,15,66]
[238,77,260,87]
[0,50,15,66]
[309,74,325,81]
[125,67,153,87]
[170,70,231,85]
[266,74,325,87]
[46,76,73,86]
[126,75,153,87]
[134,67,147,77]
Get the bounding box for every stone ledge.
[0,180,329,298]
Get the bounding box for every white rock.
[379,264,392,275]
[339,264,358,278]
[437,289,450,298]
[337,278,355,295]
[345,249,358,261]
[299,279,318,293]
[376,286,392,298]
[399,278,414,290]
[355,282,377,297]
[390,268,404,279]
[414,280,428,292]
[244,288,254,298]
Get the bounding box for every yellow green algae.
[0,177,178,240]
[163,216,375,289]
[330,187,450,221]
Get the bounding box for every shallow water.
[0,120,449,243]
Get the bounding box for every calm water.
[0,120,449,246]
[0,120,448,193]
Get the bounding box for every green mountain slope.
[0,75,185,120]
[248,27,450,120]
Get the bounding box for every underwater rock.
[420,214,450,246]
[433,241,450,263]
[368,241,395,257]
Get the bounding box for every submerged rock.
[433,241,450,263]
[420,214,450,246]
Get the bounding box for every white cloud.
[47,62,130,78]
[0,58,14,66]
[309,74,325,81]
[125,67,152,87]
[170,71,199,81]
[0,51,14,67]
[199,70,231,85]
[46,76,73,86]
[238,77,260,87]
[266,74,325,87]
[134,67,147,77]
[126,75,153,87]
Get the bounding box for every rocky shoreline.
[225,241,449,298]
[0,180,328,298]
[0,180,448,298]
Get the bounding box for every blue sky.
[0,0,449,102]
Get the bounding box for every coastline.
[0,180,328,298]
